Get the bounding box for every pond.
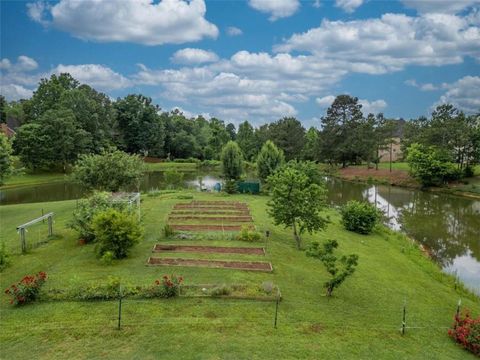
[1,172,479,295]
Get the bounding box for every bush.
[209,284,232,297]
[221,141,244,180]
[69,192,128,243]
[163,224,176,238]
[341,200,380,235]
[223,179,238,194]
[146,275,183,298]
[448,310,480,356]
[464,166,475,178]
[236,226,262,242]
[5,272,47,305]
[0,241,10,271]
[100,251,114,265]
[92,209,143,259]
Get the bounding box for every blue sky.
[1,0,479,127]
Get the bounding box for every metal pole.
[274,291,279,329]
[265,230,270,255]
[20,228,26,253]
[48,216,53,237]
[454,299,461,329]
[118,285,122,330]
[401,299,406,335]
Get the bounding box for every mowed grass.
[1,172,69,188]
[0,192,479,359]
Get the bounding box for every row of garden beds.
[153,244,265,255]
[147,257,273,272]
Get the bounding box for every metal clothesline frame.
[17,212,54,253]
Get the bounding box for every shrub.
[448,310,480,356]
[209,284,232,297]
[69,192,127,243]
[100,251,114,265]
[341,200,380,235]
[257,140,285,182]
[163,224,176,238]
[464,166,475,178]
[92,209,143,259]
[236,226,262,242]
[221,141,244,180]
[5,272,47,305]
[223,179,238,194]
[147,275,183,298]
[0,241,9,271]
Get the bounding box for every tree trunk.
[292,221,301,250]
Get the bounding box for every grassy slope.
[0,193,479,359]
[1,172,69,188]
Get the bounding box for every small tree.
[256,140,285,182]
[0,133,13,185]
[73,149,145,192]
[306,240,359,297]
[92,208,143,259]
[221,141,244,180]
[267,164,328,249]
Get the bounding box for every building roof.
[0,123,16,138]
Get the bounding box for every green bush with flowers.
[5,272,47,305]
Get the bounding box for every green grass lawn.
[351,162,410,172]
[0,192,478,359]
[1,172,70,188]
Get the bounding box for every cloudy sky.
[1,0,479,126]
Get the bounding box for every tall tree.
[220,141,244,180]
[23,73,79,122]
[256,140,285,182]
[0,95,6,123]
[205,118,230,159]
[237,121,257,161]
[301,127,320,161]
[115,94,165,157]
[226,123,236,140]
[0,133,13,185]
[268,117,306,160]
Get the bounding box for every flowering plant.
[5,272,47,305]
[448,309,480,356]
[151,275,183,298]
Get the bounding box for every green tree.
[205,118,230,159]
[0,133,13,185]
[92,208,143,259]
[256,140,285,182]
[23,73,79,121]
[237,121,257,161]
[267,163,328,249]
[407,143,460,186]
[306,239,359,296]
[0,95,6,123]
[268,117,306,160]
[115,94,165,157]
[301,127,320,161]
[73,149,145,191]
[13,108,89,171]
[226,123,236,140]
[220,141,244,180]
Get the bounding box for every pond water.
[1,172,479,295]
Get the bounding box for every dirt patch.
[168,215,253,222]
[169,224,252,232]
[147,257,273,272]
[338,167,415,186]
[153,244,265,255]
[171,210,251,215]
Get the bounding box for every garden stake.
[454,299,461,329]
[274,290,279,329]
[117,284,122,330]
[265,230,270,254]
[401,299,406,335]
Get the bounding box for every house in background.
[378,119,405,163]
[0,123,16,138]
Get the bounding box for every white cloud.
[0,59,11,70]
[401,0,480,14]
[171,48,219,64]
[435,76,480,114]
[52,64,131,91]
[17,56,39,71]
[405,79,446,91]
[312,0,321,9]
[27,0,219,46]
[226,26,243,36]
[0,84,33,101]
[316,95,336,107]
[275,13,480,73]
[359,99,387,114]
[248,0,300,21]
[335,0,364,13]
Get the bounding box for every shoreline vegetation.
[3,160,479,200]
[1,192,478,359]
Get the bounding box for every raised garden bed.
[171,210,251,215]
[174,205,248,210]
[168,215,253,222]
[190,201,245,205]
[147,257,273,272]
[153,244,265,255]
[169,224,253,232]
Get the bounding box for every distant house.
[0,123,16,138]
[378,119,405,163]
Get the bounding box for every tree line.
[0,73,479,176]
